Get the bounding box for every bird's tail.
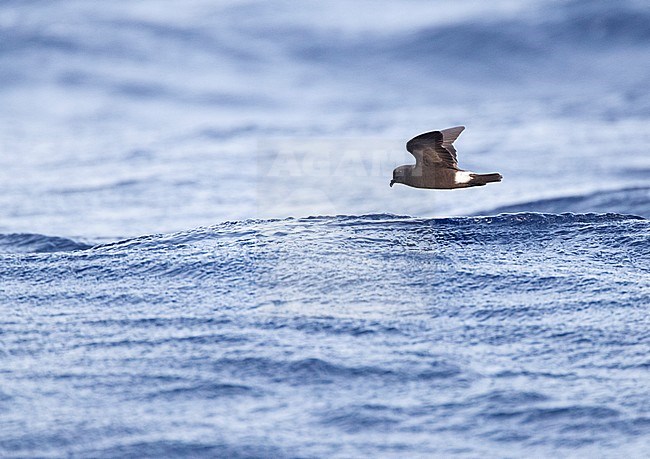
[469,173,502,186]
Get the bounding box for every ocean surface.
[1,0,649,457]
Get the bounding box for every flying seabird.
[390,126,502,189]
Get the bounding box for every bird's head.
[390,165,410,187]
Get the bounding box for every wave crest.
[0,233,92,253]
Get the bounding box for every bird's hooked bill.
[389,180,395,187]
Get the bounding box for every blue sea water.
[1,0,649,457]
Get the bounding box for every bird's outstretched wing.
[406,126,464,170]
[440,126,465,163]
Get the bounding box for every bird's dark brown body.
[396,168,459,190]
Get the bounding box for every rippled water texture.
[2,213,649,457]
[1,0,649,457]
